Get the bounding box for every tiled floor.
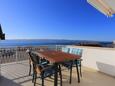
[0,60,115,86]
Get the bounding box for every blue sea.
[0,39,78,47]
[0,39,113,48]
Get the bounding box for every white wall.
[67,46,115,76]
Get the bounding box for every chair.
[61,47,83,84]
[26,49,49,76]
[27,50,62,86]
[71,49,83,77]
[26,49,34,76]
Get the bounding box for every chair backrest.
[26,49,43,73]
[31,52,40,64]
[26,49,40,65]
[61,47,70,53]
[69,48,83,56]
[77,49,83,56]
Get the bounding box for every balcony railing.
[0,45,65,64]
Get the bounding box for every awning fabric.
[87,0,115,17]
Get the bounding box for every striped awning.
[87,0,115,17]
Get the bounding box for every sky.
[0,0,115,41]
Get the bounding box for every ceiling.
[87,0,115,17]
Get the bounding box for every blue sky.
[0,0,115,41]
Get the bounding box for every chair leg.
[79,61,82,77]
[32,65,35,83]
[76,60,80,83]
[32,73,35,83]
[69,64,73,84]
[58,65,62,86]
[54,63,58,86]
[34,73,37,86]
[42,78,44,86]
[29,64,31,76]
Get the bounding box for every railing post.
[16,47,18,63]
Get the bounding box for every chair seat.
[62,59,82,69]
[62,61,73,69]
[41,67,55,78]
[37,64,56,78]
[73,59,82,65]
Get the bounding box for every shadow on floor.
[0,76,21,86]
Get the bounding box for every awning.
[87,0,115,17]
[0,24,5,40]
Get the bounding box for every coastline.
[0,39,113,48]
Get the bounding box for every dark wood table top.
[36,50,81,63]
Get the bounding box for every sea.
[0,39,113,48]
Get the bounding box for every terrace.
[0,0,115,86]
[0,45,115,86]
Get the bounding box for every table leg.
[76,60,80,83]
[58,65,62,86]
[69,63,73,84]
[54,63,58,86]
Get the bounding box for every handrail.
[0,45,65,64]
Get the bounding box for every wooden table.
[36,50,81,86]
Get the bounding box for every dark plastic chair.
[69,48,83,77]
[27,50,62,86]
[61,47,83,84]
[26,49,49,76]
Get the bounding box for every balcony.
[0,45,115,86]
